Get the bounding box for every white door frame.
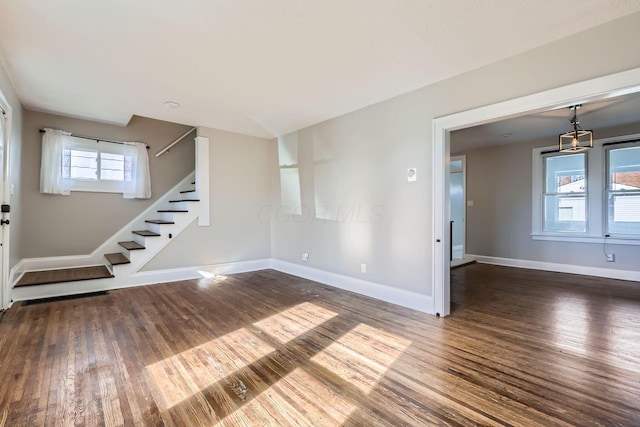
[0,89,12,310]
[432,67,640,317]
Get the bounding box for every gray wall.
[452,122,640,271]
[271,12,640,296]
[143,127,275,270]
[0,60,23,270]
[21,110,194,258]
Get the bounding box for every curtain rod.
[39,129,149,149]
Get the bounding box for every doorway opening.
[449,155,470,268]
[431,67,640,317]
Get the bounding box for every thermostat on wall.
[407,168,417,182]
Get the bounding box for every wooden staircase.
[13,175,200,299]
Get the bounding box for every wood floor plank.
[1,265,639,426]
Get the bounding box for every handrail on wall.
[155,127,197,158]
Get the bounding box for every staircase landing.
[15,266,114,287]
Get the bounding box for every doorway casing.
[431,67,640,317]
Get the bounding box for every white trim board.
[11,258,271,302]
[470,254,640,282]
[270,259,433,314]
[11,258,435,315]
[432,66,640,317]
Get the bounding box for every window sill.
[531,233,640,246]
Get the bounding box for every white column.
[195,135,210,226]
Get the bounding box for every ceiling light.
[559,105,593,152]
[164,101,180,109]
[500,132,513,139]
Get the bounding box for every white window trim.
[65,136,127,194]
[532,132,640,245]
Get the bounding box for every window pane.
[70,149,97,180]
[609,146,640,189]
[100,152,125,181]
[544,194,586,232]
[607,191,640,234]
[607,146,640,235]
[545,154,585,193]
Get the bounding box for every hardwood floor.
[1,264,639,426]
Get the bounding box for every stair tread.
[104,253,130,265]
[180,189,196,193]
[145,219,175,224]
[118,241,145,250]
[157,209,188,213]
[169,199,200,203]
[15,266,113,287]
[132,230,161,237]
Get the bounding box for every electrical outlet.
[302,252,309,262]
[606,253,615,262]
[361,263,367,273]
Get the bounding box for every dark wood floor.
[1,264,639,426]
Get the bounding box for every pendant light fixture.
[559,105,593,152]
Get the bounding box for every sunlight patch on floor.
[220,368,356,426]
[310,323,411,393]
[253,302,338,344]
[145,327,274,411]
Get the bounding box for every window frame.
[63,136,128,194]
[541,151,588,234]
[604,140,640,237]
[531,133,640,246]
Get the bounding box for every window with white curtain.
[63,136,130,193]
[40,129,151,198]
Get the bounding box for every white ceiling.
[1,1,640,139]
[451,91,640,152]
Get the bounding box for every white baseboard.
[269,259,433,314]
[11,258,272,302]
[469,254,640,282]
[11,256,435,315]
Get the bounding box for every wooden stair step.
[118,241,145,250]
[145,219,175,225]
[180,189,196,193]
[169,199,200,203]
[132,230,160,237]
[104,253,130,265]
[15,266,113,287]
[157,209,188,213]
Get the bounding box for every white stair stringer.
[11,172,199,302]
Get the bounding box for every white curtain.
[123,142,151,199]
[40,128,71,195]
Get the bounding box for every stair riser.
[168,201,199,210]
[157,212,176,222]
[132,235,146,246]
